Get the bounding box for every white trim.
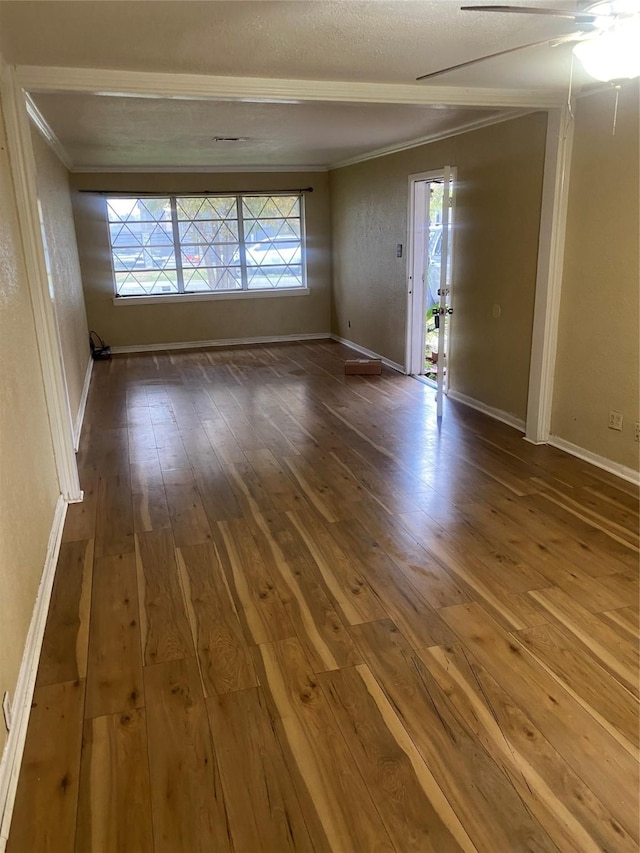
[0,65,82,501]
[16,65,566,110]
[406,171,432,376]
[0,495,68,853]
[576,82,620,100]
[330,334,405,374]
[547,435,640,486]
[435,165,451,419]
[113,287,309,307]
[404,167,458,388]
[23,92,73,171]
[446,167,458,397]
[330,110,531,170]
[110,332,331,354]
[447,389,526,433]
[72,164,328,174]
[73,358,93,452]
[525,105,574,444]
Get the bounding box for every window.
[106,193,306,298]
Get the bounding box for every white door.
[436,166,453,418]
[406,168,456,416]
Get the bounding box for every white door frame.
[406,171,432,376]
[405,168,457,386]
[0,63,82,502]
[436,166,451,418]
[525,105,574,444]
[404,109,572,444]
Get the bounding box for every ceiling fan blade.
[460,5,601,22]
[416,33,577,81]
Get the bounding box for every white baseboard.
[330,334,405,374]
[0,495,68,852]
[110,332,331,354]
[73,357,93,452]
[548,435,639,486]
[447,389,526,433]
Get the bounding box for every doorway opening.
[406,168,455,417]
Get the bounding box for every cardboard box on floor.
[344,358,382,375]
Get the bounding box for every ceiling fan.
[416,1,640,83]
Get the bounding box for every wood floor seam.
[8,341,638,853]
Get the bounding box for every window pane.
[184,267,242,292]
[245,219,300,243]
[107,197,171,222]
[179,220,238,244]
[176,197,237,220]
[246,241,301,268]
[109,221,173,249]
[146,247,176,269]
[145,224,174,245]
[112,248,145,271]
[181,245,239,268]
[115,270,179,297]
[242,195,299,219]
[247,265,303,290]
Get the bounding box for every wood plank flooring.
[8,340,639,852]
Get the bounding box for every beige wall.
[70,172,331,347]
[31,125,89,425]
[0,86,60,754]
[552,81,639,472]
[329,112,548,421]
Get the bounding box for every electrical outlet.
[635,422,640,442]
[608,410,623,431]
[2,691,11,732]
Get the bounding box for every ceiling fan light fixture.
[572,17,640,80]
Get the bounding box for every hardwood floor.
[8,340,639,852]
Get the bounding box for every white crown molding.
[330,334,405,374]
[71,164,328,174]
[447,389,526,433]
[0,495,68,853]
[576,80,637,100]
[329,109,532,170]
[547,435,640,486]
[23,91,73,170]
[15,65,566,109]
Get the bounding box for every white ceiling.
[0,0,593,170]
[0,0,589,88]
[30,93,512,169]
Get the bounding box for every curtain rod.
[78,187,314,196]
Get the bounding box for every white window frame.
[107,191,308,304]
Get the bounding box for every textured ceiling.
[2,0,590,170]
[0,0,589,89]
[31,93,511,168]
